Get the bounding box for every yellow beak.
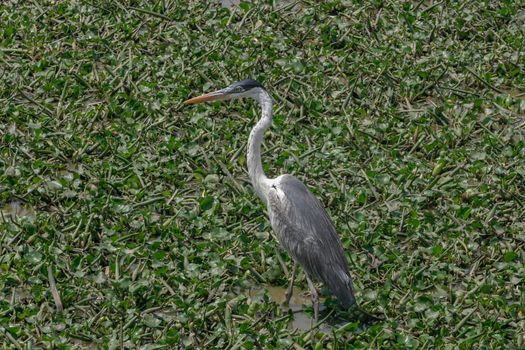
[184,90,228,105]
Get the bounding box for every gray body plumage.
[184,79,358,312]
[267,174,356,308]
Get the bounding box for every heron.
[184,79,358,321]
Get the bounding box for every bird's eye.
[233,86,244,93]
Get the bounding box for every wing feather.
[267,174,356,307]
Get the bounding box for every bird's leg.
[306,275,319,322]
[284,262,296,305]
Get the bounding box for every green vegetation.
[1,0,524,348]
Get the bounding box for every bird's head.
[184,79,266,105]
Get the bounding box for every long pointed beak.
[184,90,229,105]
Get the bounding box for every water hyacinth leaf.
[199,196,214,211]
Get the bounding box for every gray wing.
[267,174,356,308]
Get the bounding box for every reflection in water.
[250,285,332,333]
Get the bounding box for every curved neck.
[247,91,273,202]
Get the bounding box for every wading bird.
[184,79,357,320]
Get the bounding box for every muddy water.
[261,285,316,305]
[1,200,36,219]
[220,0,240,8]
[250,285,332,333]
[220,0,300,10]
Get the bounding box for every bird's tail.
[328,270,357,309]
[329,271,382,325]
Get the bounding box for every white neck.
[247,89,273,203]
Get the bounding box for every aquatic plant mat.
[1,1,524,348]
